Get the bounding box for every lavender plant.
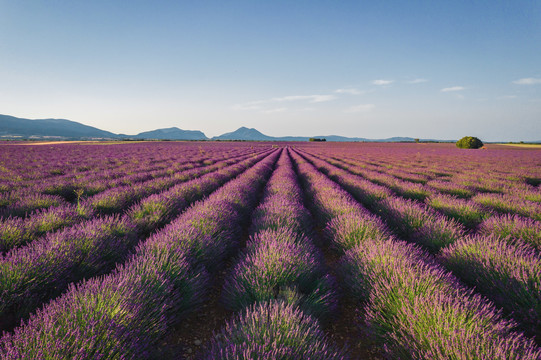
[440,234,541,337]
[290,148,541,359]
[0,149,281,358]
[222,228,337,320]
[427,193,489,228]
[473,193,541,221]
[208,150,341,357]
[341,239,540,359]
[0,151,275,330]
[479,214,541,250]
[204,301,348,360]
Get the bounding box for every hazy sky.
[1,1,540,141]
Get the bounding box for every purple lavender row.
[306,149,541,250]
[222,150,337,318]
[0,142,253,210]
[0,192,68,219]
[0,141,243,187]
[296,147,539,352]
[0,144,182,200]
[472,192,541,221]
[290,149,540,359]
[341,157,492,229]
[453,172,540,200]
[426,193,490,229]
[316,152,488,223]
[478,214,541,251]
[0,150,263,252]
[324,148,541,204]
[83,149,264,216]
[297,149,541,338]
[302,149,472,237]
[303,148,537,245]
[440,234,541,339]
[0,149,280,359]
[0,150,274,331]
[349,148,540,203]
[126,150,273,235]
[0,144,241,201]
[206,149,344,359]
[29,145,252,200]
[0,147,257,218]
[325,151,442,180]
[0,151,242,251]
[316,154,434,201]
[0,155,229,252]
[30,155,182,194]
[204,301,345,360]
[316,149,541,250]
[0,160,181,217]
[0,143,140,183]
[30,158,196,201]
[329,154,469,197]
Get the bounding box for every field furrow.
[297,148,541,340]
[290,148,540,358]
[0,149,275,331]
[0,149,266,252]
[0,148,281,359]
[1,141,540,359]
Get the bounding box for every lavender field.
[0,141,540,359]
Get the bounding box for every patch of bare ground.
[317,231,384,360]
[152,189,263,358]
[153,261,235,360]
[153,233,384,360]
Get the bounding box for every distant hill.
[134,127,208,140]
[212,127,274,141]
[0,114,451,142]
[212,127,419,142]
[0,114,207,141]
[0,114,119,139]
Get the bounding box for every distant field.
[3,140,152,145]
[497,143,541,148]
[0,141,539,359]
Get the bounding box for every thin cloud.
[232,93,335,111]
[273,95,335,103]
[512,78,541,85]
[231,104,261,111]
[372,79,394,86]
[344,104,375,113]
[335,88,362,95]
[408,78,428,84]
[262,107,287,114]
[441,86,465,92]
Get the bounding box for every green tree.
[456,136,484,149]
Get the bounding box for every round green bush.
[456,136,484,149]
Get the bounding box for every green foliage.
[456,136,484,149]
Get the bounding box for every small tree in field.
[456,136,483,149]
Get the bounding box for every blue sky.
[1,1,540,140]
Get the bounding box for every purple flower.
[204,301,348,359]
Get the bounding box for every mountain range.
[0,114,429,142]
